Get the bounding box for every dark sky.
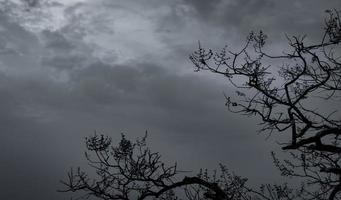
[0,0,340,200]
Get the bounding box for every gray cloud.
[180,0,341,41]
[0,1,339,199]
[183,0,223,18]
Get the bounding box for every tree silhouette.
[190,9,341,200]
[61,10,341,200]
[60,133,249,200]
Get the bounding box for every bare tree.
[59,133,250,200]
[190,9,341,200]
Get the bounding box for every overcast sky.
[0,0,340,200]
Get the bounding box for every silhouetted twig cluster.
[60,133,252,200]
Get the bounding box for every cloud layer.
[0,0,340,199]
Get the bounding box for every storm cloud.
[0,0,340,199]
